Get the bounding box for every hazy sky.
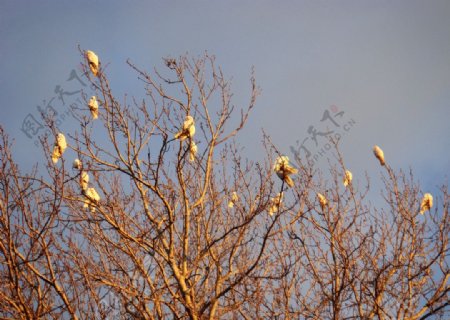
[1,0,449,196]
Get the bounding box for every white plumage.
[228,191,239,208]
[373,145,385,166]
[343,170,353,187]
[174,115,195,141]
[273,156,298,188]
[80,171,89,191]
[72,158,82,170]
[189,140,197,162]
[317,193,328,210]
[83,187,100,213]
[268,192,283,216]
[88,96,99,119]
[419,193,433,214]
[51,133,67,164]
[86,50,99,76]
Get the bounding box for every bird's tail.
[285,176,294,188]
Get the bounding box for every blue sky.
[1,0,449,195]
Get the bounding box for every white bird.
[273,156,298,188]
[228,191,239,208]
[419,193,433,214]
[83,187,100,213]
[174,115,195,141]
[86,50,99,76]
[189,140,197,162]
[51,133,67,164]
[72,158,82,170]
[88,96,99,119]
[317,193,328,210]
[373,145,385,166]
[268,192,283,216]
[80,171,89,191]
[343,169,353,187]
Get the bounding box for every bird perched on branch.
[268,192,283,216]
[86,50,99,76]
[317,193,328,210]
[373,145,385,166]
[189,141,197,162]
[228,191,239,208]
[80,171,89,191]
[175,115,195,141]
[51,133,67,164]
[73,158,82,170]
[419,193,433,214]
[274,156,298,188]
[83,187,100,213]
[343,169,353,187]
[88,96,99,119]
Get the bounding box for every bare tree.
[0,127,80,319]
[0,51,448,319]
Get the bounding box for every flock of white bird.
[228,192,239,208]
[49,50,102,212]
[52,50,434,217]
[72,158,101,213]
[266,145,433,216]
[52,51,199,213]
[85,51,100,121]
